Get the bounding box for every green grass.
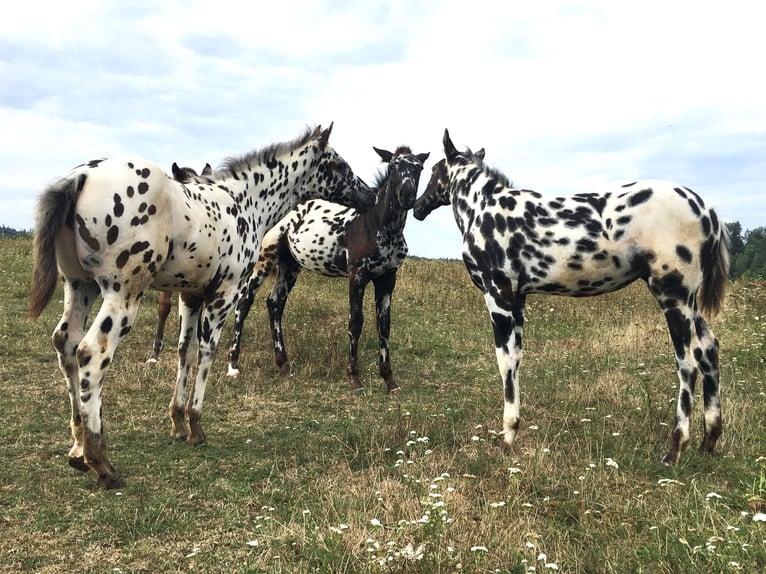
[1,236,765,573]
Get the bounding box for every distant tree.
[737,227,766,279]
[726,221,745,263]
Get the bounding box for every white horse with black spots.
[414,129,730,466]
[27,124,374,488]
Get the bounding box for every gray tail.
[699,215,731,317]
[26,173,86,319]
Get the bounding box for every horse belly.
[288,229,348,278]
[524,245,640,297]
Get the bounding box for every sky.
[2,0,765,258]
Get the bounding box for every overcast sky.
[2,1,764,258]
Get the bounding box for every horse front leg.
[347,267,370,394]
[373,271,400,394]
[170,294,201,441]
[147,291,172,363]
[484,292,525,451]
[52,278,99,473]
[185,293,238,445]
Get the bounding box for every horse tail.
[698,212,731,317]
[27,173,86,319]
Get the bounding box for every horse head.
[374,146,429,210]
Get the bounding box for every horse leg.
[266,255,301,376]
[372,270,400,394]
[692,311,722,455]
[147,291,172,363]
[484,291,526,451]
[347,267,371,393]
[75,289,144,489]
[227,251,277,377]
[52,278,99,473]
[169,293,202,440]
[184,291,240,444]
[649,275,700,465]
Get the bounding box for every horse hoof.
[351,387,366,396]
[97,472,126,490]
[660,453,677,467]
[388,387,402,396]
[68,456,90,473]
[227,366,241,377]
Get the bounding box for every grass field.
[1,236,765,573]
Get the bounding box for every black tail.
[27,173,86,319]
[699,216,730,317]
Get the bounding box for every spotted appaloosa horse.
[226,146,429,394]
[414,129,730,466]
[27,125,374,488]
[147,162,213,364]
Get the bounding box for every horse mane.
[215,126,318,178]
[464,146,513,187]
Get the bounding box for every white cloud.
[2,0,765,247]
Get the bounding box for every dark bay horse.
[413,129,730,466]
[226,146,429,394]
[27,125,374,488]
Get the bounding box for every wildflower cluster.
[365,430,458,568]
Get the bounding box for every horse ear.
[373,147,393,163]
[416,152,430,164]
[443,129,458,160]
[171,162,182,179]
[319,122,334,148]
[201,163,212,175]
[475,148,485,163]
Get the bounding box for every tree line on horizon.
[2,223,764,279]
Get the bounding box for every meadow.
[1,236,764,573]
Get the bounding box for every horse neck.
[373,180,409,237]
[450,165,486,235]
[235,150,319,231]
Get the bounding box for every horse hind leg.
[266,256,301,376]
[52,278,100,473]
[649,275,701,465]
[75,289,143,488]
[227,252,277,377]
[692,312,722,455]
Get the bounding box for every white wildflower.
[471,545,488,552]
[753,513,766,522]
[370,518,382,527]
[706,492,723,499]
[606,458,619,469]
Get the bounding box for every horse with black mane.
[226,145,429,394]
[414,129,730,466]
[27,124,374,488]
